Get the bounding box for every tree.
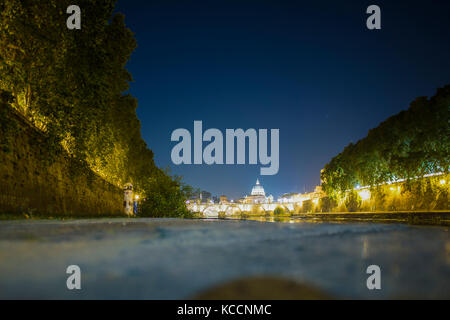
[0,0,192,217]
[321,85,450,195]
[139,169,192,218]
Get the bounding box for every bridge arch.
[201,205,219,217]
[188,202,296,217]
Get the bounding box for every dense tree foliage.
[273,207,286,215]
[0,0,190,216]
[139,171,193,218]
[321,85,449,196]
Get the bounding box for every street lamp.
[358,189,371,201]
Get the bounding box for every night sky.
[114,0,450,199]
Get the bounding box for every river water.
[0,218,448,299]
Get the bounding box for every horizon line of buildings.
[188,179,325,205]
[187,172,447,207]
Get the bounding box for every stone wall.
[0,104,123,217]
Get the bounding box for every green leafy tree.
[0,0,192,217]
[139,170,192,218]
[322,85,450,195]
[274,207,286,215]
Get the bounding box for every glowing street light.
[135,195,140,200]
[358,189,371,201]
[440,179,446,185]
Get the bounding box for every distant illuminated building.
[251,179,265,196]
[200,191,212,203]
[278,186,325,204]
[242,179,274,204]
[219,195,228,204]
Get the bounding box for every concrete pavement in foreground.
[0,218,448,299]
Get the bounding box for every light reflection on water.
[231,216,294,223]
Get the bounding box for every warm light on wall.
[312,199,319,204]
[358,189,371,201]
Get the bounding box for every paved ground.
[0,218,448,299]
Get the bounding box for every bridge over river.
[188,202,296,217]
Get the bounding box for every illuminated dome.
[251,179,266,196]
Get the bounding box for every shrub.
[139,170,192,218]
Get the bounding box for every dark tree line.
[0,0,190,216]
[321,85,449,196]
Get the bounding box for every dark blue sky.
[115,0,450,199]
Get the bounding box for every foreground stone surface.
[0,218,448,299]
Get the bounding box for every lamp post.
[123,183,133,216]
